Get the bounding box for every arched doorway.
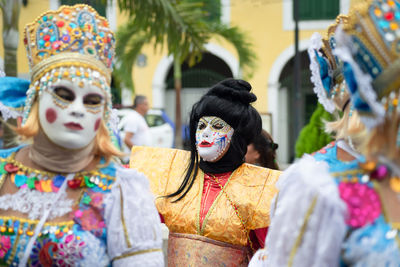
[268,39,315,164]
[278,50,316,163]
[164,52,233,133]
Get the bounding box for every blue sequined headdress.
[335,0,400,128]
[308,15,350,114]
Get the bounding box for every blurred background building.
[0,0,363,164]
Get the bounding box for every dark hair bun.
[207,78,257,105]
[270,142,279,150]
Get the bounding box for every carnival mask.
[196,116,234,162]
[38,79,105,149]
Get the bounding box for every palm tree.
[0,0,22,148]
[0,0,22,77]
[116,0,256,148]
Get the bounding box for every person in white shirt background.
[123,95,151,149]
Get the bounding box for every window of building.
[185,0,221,23]
[283,0,349,30]
[295,0,340,21]
[60,0,106,17]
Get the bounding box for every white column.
[152,83,166,109]
[49,0,59,10]
[106,0,117,32]
[121,88,133,106]
[221,0,230,26]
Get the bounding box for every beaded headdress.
[308,15,350,114]
[335,0,400,128]
[23,4,115,126]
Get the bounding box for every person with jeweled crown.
[250,1,400,266]
[0,4,163,266]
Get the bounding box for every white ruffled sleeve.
[249,155,347,267]
[104,166,164,267]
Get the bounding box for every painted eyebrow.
[199,118,209,123]
[210,118,226,124]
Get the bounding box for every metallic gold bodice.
[130,147,280,247]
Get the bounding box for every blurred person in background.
[122,95,151,149]
[245,129,279,170]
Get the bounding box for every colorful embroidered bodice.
[313,141,400,266]
[0,146,115,266]
[312,141,361,173]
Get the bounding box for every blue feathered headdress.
[0,77,30,121]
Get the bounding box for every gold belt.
[167,232,251,267]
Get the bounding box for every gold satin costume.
[130,146,280,266]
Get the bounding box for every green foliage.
[114,23,150,90]
[209,23,256,78]
[295,103,334,158]
[185,0,221,23]
[114,0,256,89]
[110,74,122,105]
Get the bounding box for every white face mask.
[38,79,106,149]
[195,116,234,162]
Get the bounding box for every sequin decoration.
[73,190,106,237]
[370,0,400,46]
[36,20,60,52]
[311,141,335,155]
[28,234,85,267]
[25,5,115,72]
[54,234,85,266]
[0,235,11,258]
[390,177,400,193]
[0,156,114,193]
[339,182,381,228]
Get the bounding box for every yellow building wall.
[0,0,51,75]
[229,0,363,112]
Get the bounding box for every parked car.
[117,108,174,151]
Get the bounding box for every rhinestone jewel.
[385,229,398,239]
[361,174,370,183]
[4,163,19,173]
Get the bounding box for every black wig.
[167,78,262,201]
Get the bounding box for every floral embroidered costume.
[250,1,400,266]
[0,4,163,267]
[130,79,280,266]
[0,145,162,267]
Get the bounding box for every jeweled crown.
[24,4,115,84]
[342,0,400,99]
[335,0,400,127]
[308,15,349,113]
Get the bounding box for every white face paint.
[38,79,106,149]
[195,116,234,162]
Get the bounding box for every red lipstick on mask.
[64,122,83,130]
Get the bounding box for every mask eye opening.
[53,86,75,102]
[83,93,104,106]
